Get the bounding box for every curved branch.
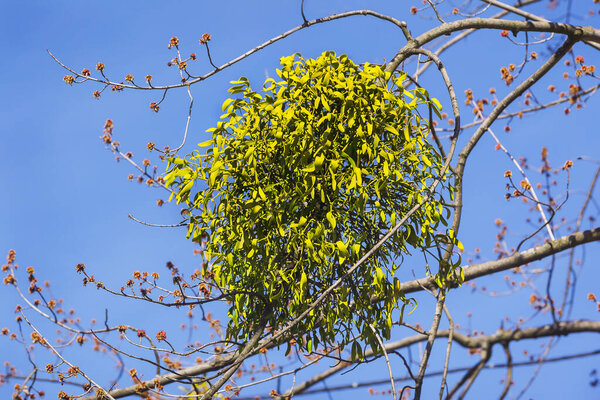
[498,343,513,400]
[447,343,491,399]
[388,18,599,72]
[49,10,410,91]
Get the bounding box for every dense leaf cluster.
[165,52,454,355]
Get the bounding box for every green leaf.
[197,139,213,147]
[302,163,316,173]
[258,187,267,201]
[300,271,308,297]
[326,211,336,230]
[291,216,307,229]
[222,98,234,112]
[336,241,349,257]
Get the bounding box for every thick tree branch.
[79,328,288,400]
[73,234,600,399]
[277,320,600,398]
[399,227,600,294]
[283,348,599,398]
[388,18,599,71]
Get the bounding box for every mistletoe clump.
[165,52,454,356]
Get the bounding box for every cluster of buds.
[168,36,179,49]
[575,56,596,77]
[30,332,47,345]
[576,64,596,77]
[102,119,113,144]
[58,390,72,400]
[464,89,473,105]
[2,251,16,284]
[156,330,167,341]
[567,83,582,107]
[473,99,488,115]
[198,282,211,297]
[3,274,15,285]
[199,33,211,45]
[500,66,514,85]
[520,180,532,191]
[66,366,80,378]
[128,368,148,393]
[569,83,582,96]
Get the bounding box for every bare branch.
[398,226,600,295]
[269,321,600,398]
[482,0,600,51]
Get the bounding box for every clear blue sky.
[2,1,600,399]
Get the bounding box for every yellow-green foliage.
[165,52,454,356]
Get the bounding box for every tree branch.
[273,320,600,398]
[398,227,600,295]
[388,18,599,71]
[482,0,600,51]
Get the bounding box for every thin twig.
[439,304,454,400]
[471,100,555,241]
[128,214,186,227]
[369,324,397,400]
[414,295,445,399]
[20,313,116,400]
[498,342,513,400]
